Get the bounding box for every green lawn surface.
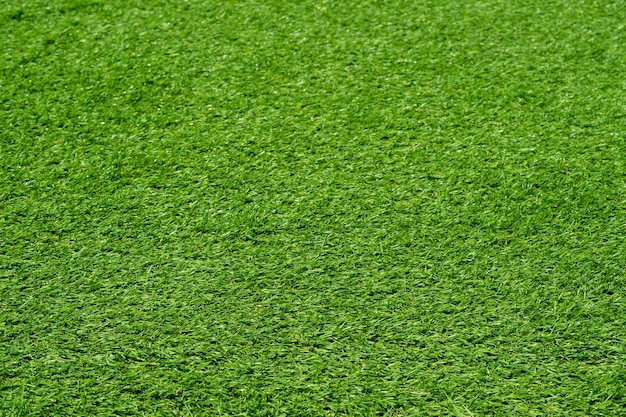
[2,0,626,415]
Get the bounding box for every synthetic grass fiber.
[2,0,626,415]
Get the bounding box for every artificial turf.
[1,0,626,415]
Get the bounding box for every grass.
[1,0,626,415]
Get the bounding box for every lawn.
[1,0,626,415]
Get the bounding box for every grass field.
[2,0,626,415]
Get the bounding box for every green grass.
[2,0,626,415]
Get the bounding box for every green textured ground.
[1,0,626,415]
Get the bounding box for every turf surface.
[2,0,626,415]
